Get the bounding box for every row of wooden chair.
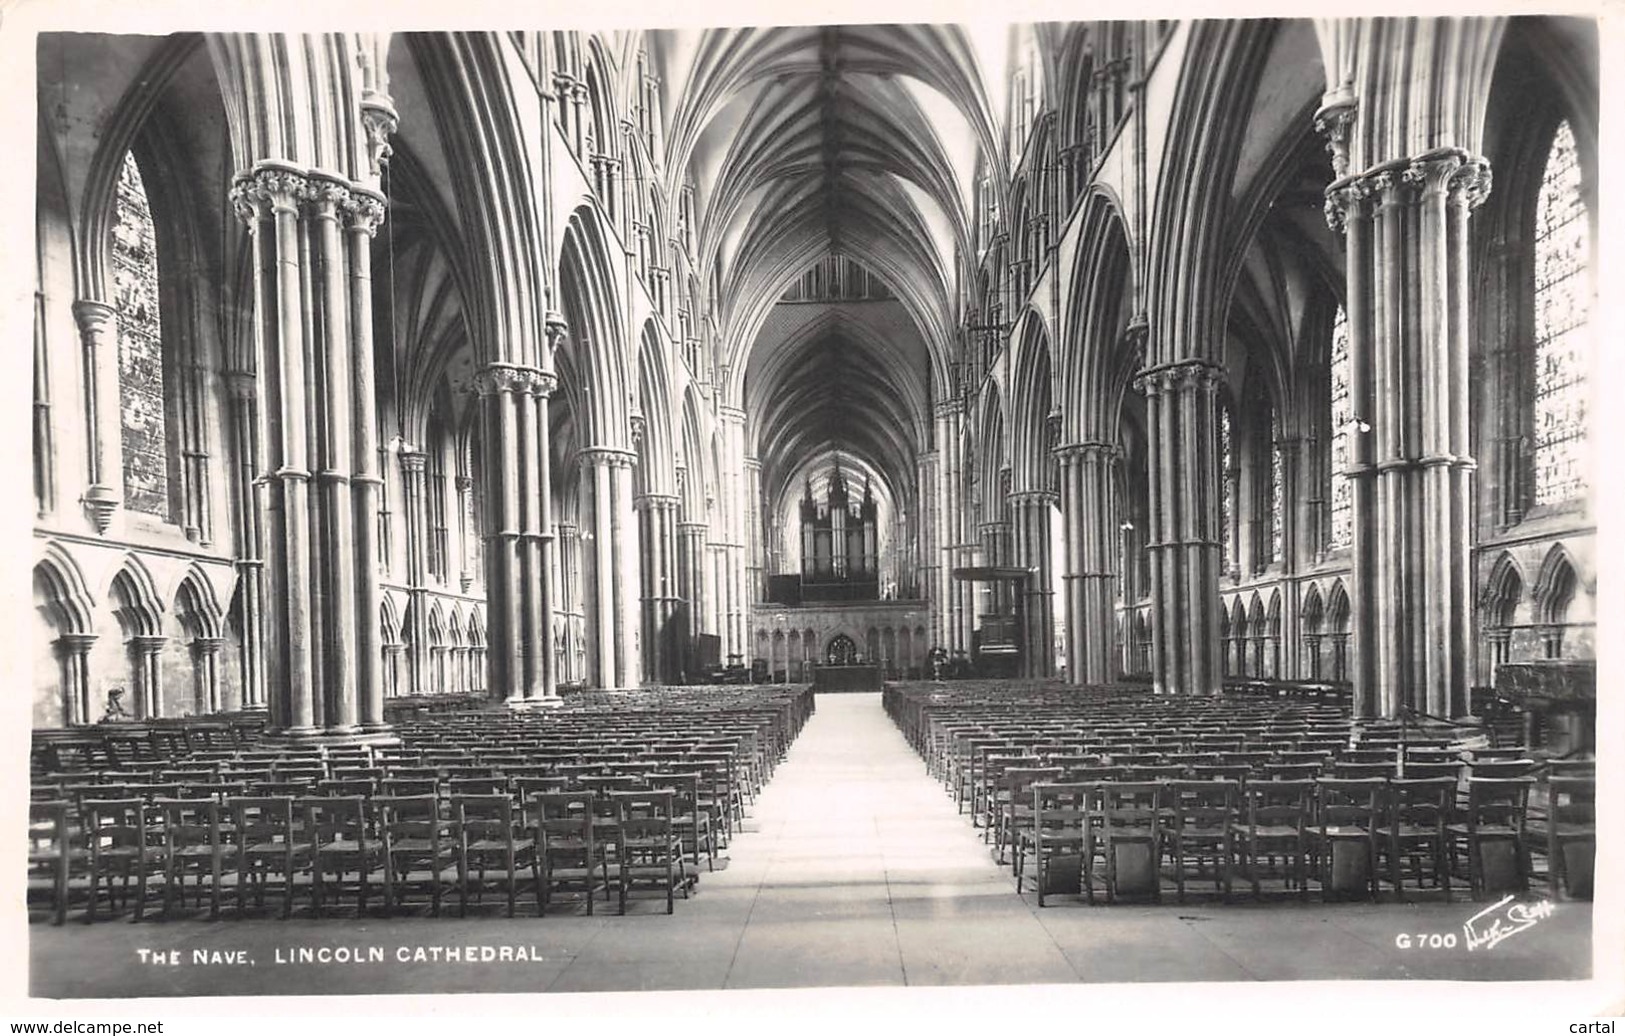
[27,788,696,925]
[1010,773,1594,907]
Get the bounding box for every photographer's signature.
[1463,895,1555,951]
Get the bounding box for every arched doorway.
[826,634,858,666]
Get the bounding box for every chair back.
[1099,782,1163,835]
[1314,778,1385,831]
[1385,777,1454,831]
[228,796,300,846]
[1241,780,1311,834]
[1166,780,1238,831]
[1464,777,1532,833]
[301,796,371,846]
[1548,776,1596,827]
[452,794,519,846]
[156,796,222,852]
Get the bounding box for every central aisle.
[552,690,1083,989]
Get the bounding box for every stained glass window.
[1219,403,1232,573]
[1329,306,1353,549]
[1532,119,1589,506]
[111,152,169,518]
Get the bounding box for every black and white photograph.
[6,0,1620,1026]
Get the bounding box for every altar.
[810,663,883,693]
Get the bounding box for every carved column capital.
[300,170,353,217]
[1134,358,1222,397]
[55,632,97,653]
[71,299,117,336]
[1448,158,1493,211]
[578,446,638,471]
[360,94,400,180]
[397,447,428,474]
[235,161,310,222]
[342,185,388,236]
[1312,94,1357,180]
[544,310,569,365]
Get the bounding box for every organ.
[797,467,878,603]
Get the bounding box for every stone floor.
[29,693,1594,998]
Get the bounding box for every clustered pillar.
[637,493,681,683]
[475,360,561,707]
[579,447,640,688]
[1009,489,1056,678]
[1057,441,1120,684]
[231,161,390,740]
[1134,359,1224,696]
[1326,148,1489,718]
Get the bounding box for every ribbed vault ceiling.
[661,24,1003,533]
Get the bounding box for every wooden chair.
[452,794,540,917]
[1023,783,1093,906]
[303,796,386,916]
[531,791,605,915]
[156,797,231,920]
[375,794,457,916]
[83,797,164,922]
[1098,782,1164,903]
[611,789,686,914]
[1308,778,1384,901]
[1231,780,1311,900]
[651,770,716,874]
[1165,780,1238,902]
[1530,775,1594,900]
[1447,777,1534,900]
[1000,766,1062,874]
[1374,777,1453,902]
[1468,759,1538,779]
[28,800,78,925]
[228,796,312,919]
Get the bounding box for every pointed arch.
[1007,311,1056,494]
[1531,543,1579,626]
[1301,582,1325,635]
[34,544,96,636]
[108,555,165,638]
[1325,579,1351,633]
[173,566,224,641]
[1481,551,1526,628]
[558,203,632,450]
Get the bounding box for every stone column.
[232,163,316,736]
[636,493,680,683]
[579,447,638,687]
[1011,490,1058,678]
[70,300,120,533]
[934,400,964,654]
[455,474,474,592]
[556,522,580,685]
[130,635,165,720]
[477,366,522,701]
[1056,441,1121,684]
[679,519,708,676]
[612,452,641,687]
[307,174,359,732]
[191,637,224,714]
[520,363,561,703]
[1325,148,1489,718]
[474,355,560,706]
[56,633,96,727]
[1134,359,1224,695]
[223,372,267,712]
[399,446,429,696]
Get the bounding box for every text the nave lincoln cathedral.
[31,20,1596,740]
